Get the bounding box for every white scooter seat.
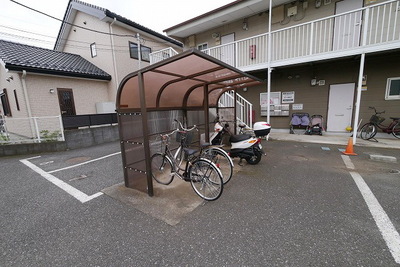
[229,134,252,143]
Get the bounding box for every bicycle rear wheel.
[202,147,233,184]
[189,159,223,201]
[150,153,174,185]
[392,122,400,139]
[360,123,377,140]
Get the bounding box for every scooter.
[210,119,271,165]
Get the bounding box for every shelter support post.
[204,84,210,142]
[138,71,154,197]
[352,53,365,145]
[234,90,238,134]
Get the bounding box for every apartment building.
[163,0,400,133]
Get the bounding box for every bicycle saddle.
[183,147,197,156]
[229,134,252,143]
[390,117,400,120]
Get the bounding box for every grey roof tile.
[0,39,111,80]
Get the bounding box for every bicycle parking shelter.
[116,49,264,196]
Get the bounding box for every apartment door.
[57,88,76,116]
[220,33,235,66]
[333,0,363,50]
[327,83,355,132]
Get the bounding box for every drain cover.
[287,155,308,161]
[66,157,91,164]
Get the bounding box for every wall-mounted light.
[242,18,248,31]
[311,78,317,86]
[211,32,220,39]
[49,89,55,94]
[6,75,13,82]
[243,87,248,92]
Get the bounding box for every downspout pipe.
[21,70,36,138]
[109,18,119,94]
[353,53,365,145]
[267,0,273,124]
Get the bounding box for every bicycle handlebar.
[369,106,385,114]
[160,128,179,141]
[174,119,198,132]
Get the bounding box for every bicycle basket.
[370,115,385,124]
[176,131,193,146]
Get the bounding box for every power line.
[10,0,135,38]
[9,0,179,46]
[0,30,173,52]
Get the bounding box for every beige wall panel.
[187,0,342,50]
[25,74,109,116]
[0,71,30,119]
[250,53,400,130]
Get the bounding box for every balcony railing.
[149,47,179,64]
[218,91,253,128]
[198,0,400,71]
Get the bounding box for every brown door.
[57,88,76,116]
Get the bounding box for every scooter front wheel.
[246,148,262,165]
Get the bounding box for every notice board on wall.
[260,92,289,116]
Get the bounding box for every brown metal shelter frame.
[116,49,264,196]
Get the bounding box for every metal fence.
[62,113,118,129]
[0,115,65,144]
[0,113,118,144]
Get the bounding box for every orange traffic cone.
[342,137,357,156]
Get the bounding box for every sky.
[0,0,234,49]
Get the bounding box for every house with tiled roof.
[0,0,182,144]
[0,39,112,140]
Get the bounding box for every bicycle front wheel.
[202,147,233,184]
[360,123,377,140]
[392,122,400,139]
[151,153,174,185]
[189,159,223,201]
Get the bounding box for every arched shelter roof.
[116,49,264,112]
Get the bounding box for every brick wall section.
[64,125,120,150]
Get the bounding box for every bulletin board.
[260,92,289,116]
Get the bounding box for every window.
[0,89,12,116]
[13,90,20,111]
[385,77,400,100]
[197,43,208,51]
[90,43,97,58]
[129,42,151,62]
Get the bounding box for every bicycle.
[174,119,234,185]
[359,106,400,140]
[150,128,224,201]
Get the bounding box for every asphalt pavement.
[1,137,400,266]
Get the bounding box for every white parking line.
[341,155,355,170]
[20,158,103,203]
[48,152,121,174]
[342,156,400,264]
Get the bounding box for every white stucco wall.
[24,73,109,116]
[61,11,182,103]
